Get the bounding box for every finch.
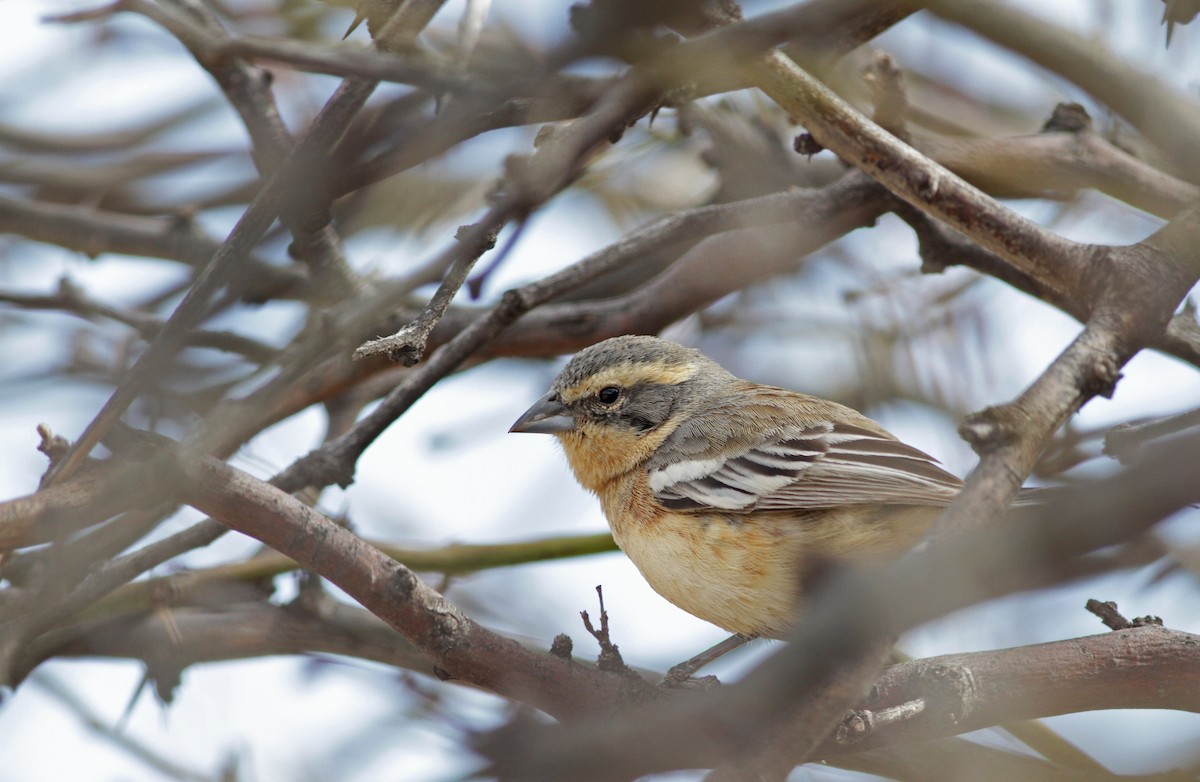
[511,335,960,640]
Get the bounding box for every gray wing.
[646,395,962,512]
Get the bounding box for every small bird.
[510,335,962,646]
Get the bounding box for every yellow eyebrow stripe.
[560,360,699,403]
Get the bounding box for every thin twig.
[32,672,215,782]
[75,531,617,622]
[1103,406,1200,463]
[352,75,661,364]
[41,0,448,486]
[0,282,276,361]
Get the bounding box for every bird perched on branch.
[511,335,962,652]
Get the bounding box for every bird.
[510,335,962,662]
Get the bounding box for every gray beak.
[510,391,575,434]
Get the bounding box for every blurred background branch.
[1,1,1199,780]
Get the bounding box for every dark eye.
[597,386,621,404]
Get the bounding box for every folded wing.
[646,388,962,512]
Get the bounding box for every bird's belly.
[611,512,805,639]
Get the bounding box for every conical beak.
[510,392,575,434]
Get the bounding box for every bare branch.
[750,49,1089,300]
[172,452,648,719]
[1104,405,1200,463]
[353,72,662,364]
[0,195,307,302]
[42,0,449,486]
[0,281,276,361]
[924,129,1199,220]
[479,429,1200,779]
[75,531,617,623]
[0,463,163,551]
[815,626,1197,757]
[915,0,1200,180]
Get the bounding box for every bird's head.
[510,335,732,490]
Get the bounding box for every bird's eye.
[597,386,621,404]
